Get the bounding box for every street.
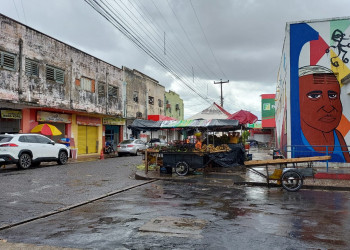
[1,157,350,249]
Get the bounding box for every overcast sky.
[1,0,350,119]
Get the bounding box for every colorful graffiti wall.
[278,18,350,162]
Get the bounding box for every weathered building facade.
[164,90,184,120]
[0,14,125,156]
[124,68,166,140]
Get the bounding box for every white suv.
[0,133,70,169]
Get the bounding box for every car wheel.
[57,151,68,165]
[17,153,32,169]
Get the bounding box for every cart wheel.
[281,170,303,192]
[175,161,189,176]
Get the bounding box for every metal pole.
[326,145,329,172]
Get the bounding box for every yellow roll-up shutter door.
[78,125,87,155]
[87,126,98,154]
[78,125,98,155]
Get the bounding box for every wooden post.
[145,150,148,174]
[266,165,269,187]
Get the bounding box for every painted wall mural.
[290,19,350,162]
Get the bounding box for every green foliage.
[240,130,250,144]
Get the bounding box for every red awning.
[148,115,177,121]
[227,110,258,125]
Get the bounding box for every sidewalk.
[135,148,350,191]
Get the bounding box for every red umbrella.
[227,110,258,124]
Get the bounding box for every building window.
[46,65,64,84]
[158,99,163,107]
[148,96,154,105]
[25,58,39,76]
[0,51,16,71]
[81,77,94,92]
[108,85,119,100]
[175,103,180,110]
[133,91,138,103]
[136,111,142,118]
[98,82,106,98]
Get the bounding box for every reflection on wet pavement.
[1,181,350,249]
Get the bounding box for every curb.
[315,173,350,180]
[235,182,350,191]
[135,172,350,192]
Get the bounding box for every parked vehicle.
[104,141,115,154]
[247,139,259,147]
[0,133,70,169]
[117,139,147,156]
[147,138,168,148]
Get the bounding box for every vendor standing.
[195,132,202,149]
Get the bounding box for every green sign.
[262,98,275,120]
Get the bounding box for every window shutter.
[91,80,95,93]
[2,52,15,70]
[25,59,39,76]
[98,82,105,97]
[46,66,55,81]
[56,69,64,83]
[75,79,80,86]
[108,86,118,98]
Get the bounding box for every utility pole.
[214,79,229,107]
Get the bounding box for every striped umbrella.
[30,124,62,136]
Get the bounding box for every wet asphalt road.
[0,155,146,228]
[1,157,350,249]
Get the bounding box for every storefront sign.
[102,117,125,125]
[247,123,262,129]
[77,115,101,126]
[1,110,22,119]
[37,111,72,123]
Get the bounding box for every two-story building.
[0,14,127,156]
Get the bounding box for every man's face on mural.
[299,73,342,133]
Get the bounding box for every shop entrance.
[0,118,20,134]
[105,125,120,150]
[78,125,98,154]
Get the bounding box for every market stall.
[129,119,245,175]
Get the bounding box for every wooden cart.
[244,155,331,191]
[144,149,228,176]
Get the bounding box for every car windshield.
[121,140,134,144]
[0,136,13,143]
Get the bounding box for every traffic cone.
[100,148,104,160]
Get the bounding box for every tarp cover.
[128,119,240,131]
[208,144,245,167]
[128,119,162,131]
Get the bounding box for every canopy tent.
[128,119,240,132]
[188,102,231,120]
[227,110,258,125]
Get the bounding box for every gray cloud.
[1,0,349,119]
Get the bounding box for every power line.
[12,0,20,21]
[85,0,214,104]
[20,0,27,24]
[189,0,227,79]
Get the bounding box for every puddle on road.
[139,216,207,237]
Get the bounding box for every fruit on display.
[148,143,230,153]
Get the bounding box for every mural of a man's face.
[299,73,342,133]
